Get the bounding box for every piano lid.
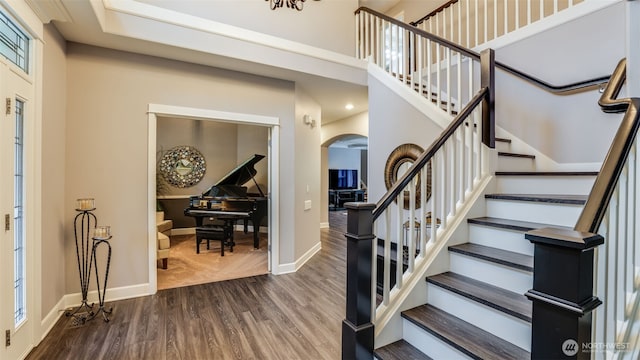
[202,154,265,196]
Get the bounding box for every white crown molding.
[25,0,72,24]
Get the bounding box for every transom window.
[0,11,29,72]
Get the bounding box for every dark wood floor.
[27,215,348,360]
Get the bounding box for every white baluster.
[493,0,498,41]
[384,210,391,305]
[431,156,438,244]
[372,218,378,316]
[515,0,520,30]
[466,0,470,48]
[504,0,508,35]
[447,48,452,115]
[605,193,618,345]
[475,0,479,47]
[459,121,466,202]
[527,0,532,25]
[616,168,628,328]
[448,139,456,217]
[626,149,635,303]
[450,4,454,43]
[554,0,558,14]
[457,2,462,45]
[408,180,416,272]
[439,150,447,229]
[437,44,441,108]
[634,141,640,292]
[420,165,428,253]
[356,11,361,59]
[484,0,488,43]
[418,35,424,100]
[427,38,432,103]
[396,191,403,289]
[472,107,482,181]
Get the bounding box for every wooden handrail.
[409,0,460,27]
[372,87,489,221]
[574,59,640,233]
[355,6,481,60]
[356,7,611,95]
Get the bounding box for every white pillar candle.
[77,198,95,210]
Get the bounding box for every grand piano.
[184,154,268,250]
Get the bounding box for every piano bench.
[195,226,233,256]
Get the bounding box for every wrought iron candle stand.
[88,227,113,322]
[65,200,97,323]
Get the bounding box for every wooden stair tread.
[426,272,532,322]
[485,193,588,205]
[495,137,511,143]
[402,304,530,360]
[497,152,535,159]
[374,340,433,360]
[495,171,598,176]
[448,243,533,272]
[467,216,562,232]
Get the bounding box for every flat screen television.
[329,169,358,190]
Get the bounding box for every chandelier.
[266,0,316,11]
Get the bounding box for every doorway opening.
[322,134,368,231]
[147,104,280,293]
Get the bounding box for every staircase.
[373,137,598,359]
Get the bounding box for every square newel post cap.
[345,202,376,239]
[525,227,604,250]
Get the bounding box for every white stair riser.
[486,199,583,228]
[403,319,472,360]
[449,253,533,295]
[496,176,596,195]
[469,225,534,256]
[497,156,536,172]
[496,141,511,152]
[427,284,531,351]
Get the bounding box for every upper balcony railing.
[410,0,584,50]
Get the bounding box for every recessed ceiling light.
[345,103,354,110]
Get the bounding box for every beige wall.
[157,117,238,196]
[65,43,302,291]
[294,87,321,259]
[41,24,68,317]
[237,124,269,194]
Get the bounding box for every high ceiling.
[35,0,407,125]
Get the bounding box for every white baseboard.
[62,283,151,311]
[275,241,322,275]
[320,222,329,229]
[39,296,66,342]
[38,283,151,344]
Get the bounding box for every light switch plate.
[304,200,312,210]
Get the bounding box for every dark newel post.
[342,202,375,360]
[525,228,604,359]
[481,48,495,149]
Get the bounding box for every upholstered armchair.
[156,211,173,269]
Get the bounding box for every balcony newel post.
[480,48,495,149]
[525,228,604,359]
[342,202,376,360]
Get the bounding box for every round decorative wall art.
[159,146,206,188]
[384,143,431,209]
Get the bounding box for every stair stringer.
[374,173,497,348]
[368,62,454,130]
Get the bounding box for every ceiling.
[36,0,402,126]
